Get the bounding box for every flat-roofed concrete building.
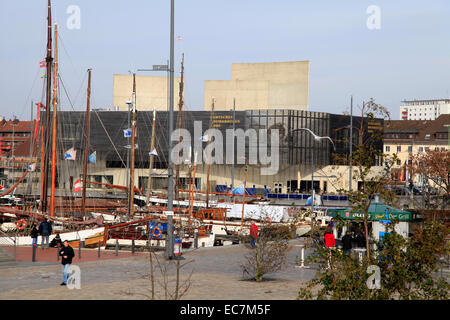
[400,99,450,120]
[204,61,309,111]
[113,74,182,111]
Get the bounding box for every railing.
[0,229,17,259]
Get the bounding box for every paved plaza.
[0,239,317,300]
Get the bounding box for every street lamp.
[293,128,336,212]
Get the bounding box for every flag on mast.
[40,61,47,68]
[149,148,158,156]
[64,147,77,160]
[73,179,82,192]
[88,151,96,164]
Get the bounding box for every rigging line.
[17,66,42,120]
[58,71,87,111]
[57,32,82,85]
[92,110,126,167]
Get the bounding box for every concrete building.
[204,61,309,111]
[384,114,450,181]
[112,74,182,111]
[400,99,450,120]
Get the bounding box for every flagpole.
[146,109,156,205]
[128,73,137,219]
[81,69,92,219]
[206,98,214,208]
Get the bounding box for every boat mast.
[240,158,248,227]
[41,0,53,214]
[128,73,137,219]
[206,98,214,208]
[50,22,58,217]
[146,108,156,205]
[175,53,184,200]
[81,69,92,219]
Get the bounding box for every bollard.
[98,241,101,258]
[131,239,135,255]
[115,239,119,256]
[194,229,198,249]
[32,243,36,262]
[295,244,310,269]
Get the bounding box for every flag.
[40,61,47,68]
[34,103,44,140]
[26,163,36,172]
[149,148,158,156]
[87,151,96,164]
[64,147,77,160]
[41,74,46,79]
[123,128,132,138]
[176,36,182,41]
[73,179,81,192]
[201,135,209,142]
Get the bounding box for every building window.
[425,147,430,152]
[408,146,412,153]
[385,146,390,152]
[396,159,401,165]
[397,146,401,152]
[418,147,423,152]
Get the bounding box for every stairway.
[0,246,17,267]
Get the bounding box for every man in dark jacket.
[341,231,353,254]
[59,240,75,286]
[355,231,366,248]
[38,218,52,249]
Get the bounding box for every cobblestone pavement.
[0,239,317,300]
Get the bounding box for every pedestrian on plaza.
[355,230,366,248]
[250,222,259,248]
[342,231,353,254]
[38,218,52,249]
[30,223,39,247]
[59,240,75,286]
[50,233,62,248]
[324,226,335,269]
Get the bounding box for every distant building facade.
[112,74,182,111]
[384,114,450,182]
[400,99,450,120]
[204,61,309,111]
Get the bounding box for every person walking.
[250,222,259,248]
[324,226,335,269]
[341,231,353,254]
[59,240,75,286]
[38,218,52,249]
[355,230,366,248]
[30,223,39,247]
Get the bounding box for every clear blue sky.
[1,0,449,121]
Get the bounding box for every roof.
[0,120,33,132]
[384,115,450,142]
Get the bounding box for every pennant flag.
[26,163,36,172]
[41,74,47,79]
[64,147,77,160]
[88,151,96,164]
[123,128,132,138]
[73,179,81,192]
[149,148,158,156]
[201,135,209,142]
[176,36,182,41]
[40,61,47,68]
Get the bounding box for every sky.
[1,0,449,121]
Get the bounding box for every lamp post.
[292,128,336,212]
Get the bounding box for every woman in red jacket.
[324,226,335,269]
